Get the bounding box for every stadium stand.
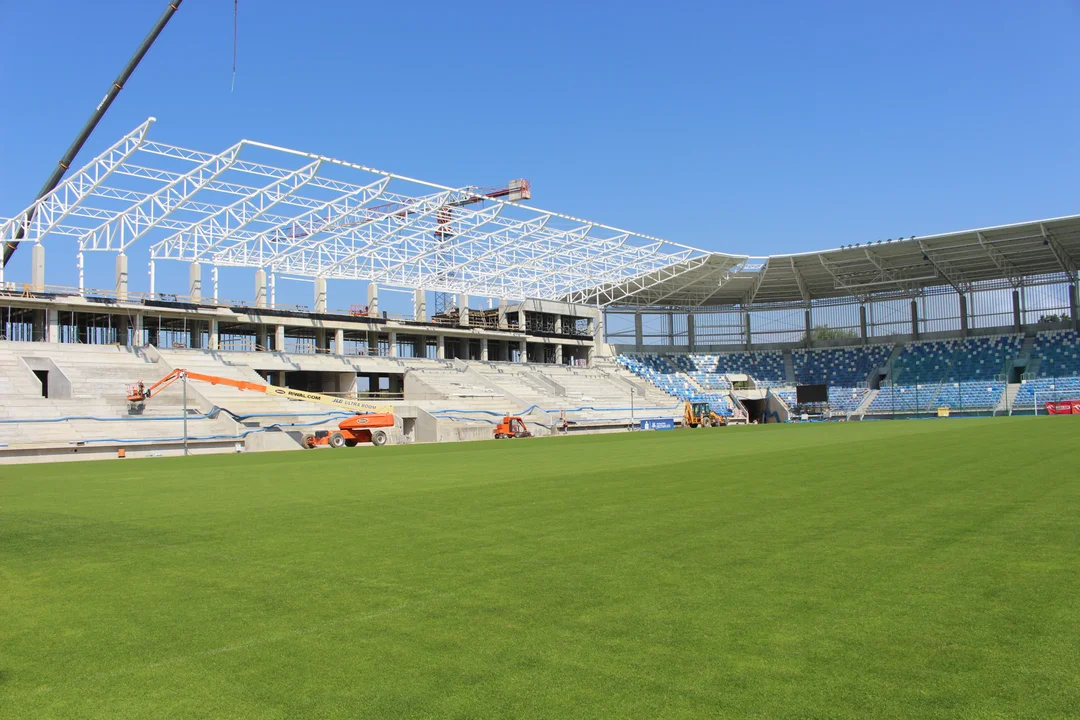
[1029,329,1080,378]
[792,345,892,387]
[1013,330,1080,410]
[0,342,236,448]
[616,355,735,416]
[710,351,786,384]
[617,334,1033,418]
[863,335,1021,414]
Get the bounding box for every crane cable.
[231,0,238,92]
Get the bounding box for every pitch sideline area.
[2,418,1078,718]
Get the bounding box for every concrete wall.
[18,356,73,399]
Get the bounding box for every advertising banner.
[265,385,392,414]
[1045,400,1080,415]
[640,418,675,431]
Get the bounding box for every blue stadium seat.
[791,345,891,387]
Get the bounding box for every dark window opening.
[34,370,49,398]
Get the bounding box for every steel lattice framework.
[0,118,711,305]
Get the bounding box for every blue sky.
[2,0,1079,309]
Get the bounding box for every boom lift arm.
[127,369,397,448]
[127,369,392,414]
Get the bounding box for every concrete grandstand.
[2,121,1080,462]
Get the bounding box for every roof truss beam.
[150,160,322,262]
[1040,223,1077,276]
[976,231,1024,288]
[743,259,770,305]
[789,257,810,304]
[917,239,970,294]
[80,141,246,252]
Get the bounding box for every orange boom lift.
[493,416,532,439]
[127,369,396,448]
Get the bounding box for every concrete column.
[414,289,426,322]
[959,294,969,337]
[315,328,327,352]
[389,331,398,357]
[190,319,203,349]
[189,262,202,303]
[859,305,868,344]
[47,309,59,344]
[436,335,445,360]
[910,299,920,340]
[314,277,327,314]
[1012,289,1022,333]
[133,313,144,347]
[1069,283,1079,331]
[255,270,268,308]
[29,243,45,293]
[459,294,470,326]
[115,253,129,301]
[497,298,508,329]
[32,310,46,342]
[519,340,528,362]
[592,311,605,359]
[275,325,286,352]
[555,314,563,335]
[804,308,812,348]
[480,337,489,361]
[115,315,129,346]
[367,282,379,317]
[517,309,527,332]
[555,344,563,365]
[744,311,752,350]
[633,312,643,348]
[257,325,268,351]
[209,318,219,351]
[687,313,696,350]
[334,328,344,355]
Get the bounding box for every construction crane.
[127,369,396,447]
[3,0,183,267]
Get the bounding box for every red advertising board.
[1044,400,1080,415]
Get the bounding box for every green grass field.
[2,418,1079,718]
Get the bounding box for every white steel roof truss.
[380,215,552,288]
[186,178,393,267]
[259,188,459,272]
[305,190,488,278]
[565,254,712,306]
[4,119,153,245]
[79,142,245,252]
[149,160,322,263]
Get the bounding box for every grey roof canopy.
[577,214,1080,308]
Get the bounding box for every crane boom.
[127,369,393,414]
[4,0,184,266]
